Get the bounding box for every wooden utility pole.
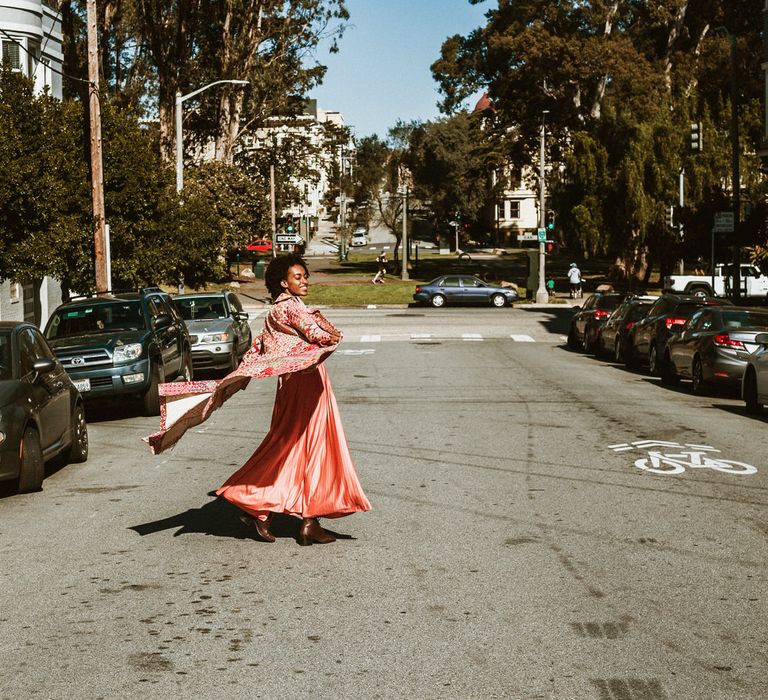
[86,0,108,293]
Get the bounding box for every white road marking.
[360,335,381,343]
[338,349,376,356]
[411,333,432,339]
[462,333,483,341]
[510,334,535,342]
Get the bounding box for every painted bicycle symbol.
[634,450,757,476]
[608,440,759,477]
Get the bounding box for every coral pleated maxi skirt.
[216,364,371,521]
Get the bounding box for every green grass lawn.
[305,281,416,306]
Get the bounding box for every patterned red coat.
[144,293,341,454]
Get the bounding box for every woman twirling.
[145,254,370,545]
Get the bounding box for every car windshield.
[46,301,146,339]
[628,303,653,321]
[720,310,768,330]
[597,296,623,310]
[176,296,228,320]
[0,331,11,380]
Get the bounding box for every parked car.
[413,275,518,308]
[567,293,625,352]
[174,292,252,373]
[44,288,193,416]
[350,231,368,247]
[662,307,768,394]
[0,322,88,494]
[245,238,273,254]
[624,293,731,374]
[742,333,768,414]
[597,296,656,361]
[663,263,768,298]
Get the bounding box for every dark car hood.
[47,330,146,354]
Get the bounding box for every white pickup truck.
[663,264,768,298]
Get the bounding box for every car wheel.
[614,339,623,363]
[691,356,707,396]
[431,294,446,308]
[624,342,639,370]
[648,344,659,376]
[64,402,89,463]
[660,351,679,386]
[227,347,239,373]
[744,370,763,415]
[142,361,164,417]
[567,325,580,350]
[490,293,506,308]
[180,350,193,381]
[17,426,44,494]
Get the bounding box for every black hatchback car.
[44,288,193,416]
[597,296,656,361]
[0,322,88,494]
[625,293,732,374]
[567,293,625,352]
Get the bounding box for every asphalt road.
[1,306,766,699]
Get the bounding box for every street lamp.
[535,110,550,304]
[175,79,249,193]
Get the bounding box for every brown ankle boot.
[298,518,336,546]
[240,513,275,543]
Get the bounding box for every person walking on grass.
[372,251,387,284]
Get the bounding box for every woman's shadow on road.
[129,493,353,542]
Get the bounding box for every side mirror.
[32,358,56,378]
[234,311,249,320]
[572,306,582,312]
[154,313,172,330]
[755,333,768,346]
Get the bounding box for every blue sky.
[310,0,490,139]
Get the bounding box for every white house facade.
[0,0,64,325]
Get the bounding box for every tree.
[432,0,767,275]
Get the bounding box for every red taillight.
[625,321,634,330]
[713,334,746,350]
[664,317,687,330]
[415,286,422,293]
[593,310,609,320]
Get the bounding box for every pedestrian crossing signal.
[690,122,702,153]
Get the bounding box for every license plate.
[73,378,91,392]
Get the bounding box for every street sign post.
[276,234,303,245]
[537,227,547,243]
[713,211,734,233]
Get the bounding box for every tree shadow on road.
[518,305,574,335]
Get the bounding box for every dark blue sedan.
[414,275,518,308]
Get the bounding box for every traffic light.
[546,241,554,253]
[286,215,295,233]
[545,210,555,232]
[690,121,702,153]
[665,205,674,228]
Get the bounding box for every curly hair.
[264,254,309,300]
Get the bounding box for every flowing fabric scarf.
[143,304,338,455]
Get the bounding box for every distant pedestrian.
[567,263,582,298]
[546,278,555,298]
[372,251,387,284]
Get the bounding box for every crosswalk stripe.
[510,334,535,342]
[462,333,483,341]
[360,335,381,343]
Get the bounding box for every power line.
[0,26,91,85]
